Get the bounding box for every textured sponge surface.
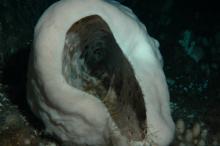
[27,0,175,145]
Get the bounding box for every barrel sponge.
[26,0,175,145]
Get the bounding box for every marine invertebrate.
[27,0,175,145]
[171,119,219,146]
[3,112,22,128]
[0,92,59,146]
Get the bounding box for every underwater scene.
[0,0,219,145]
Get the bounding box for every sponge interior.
[62,15,147,141]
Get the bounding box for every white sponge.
[27,0,175,145]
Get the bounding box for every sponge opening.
[62,15,147,141]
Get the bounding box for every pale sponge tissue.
[175,119,185,135]
[26,0,175,145]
